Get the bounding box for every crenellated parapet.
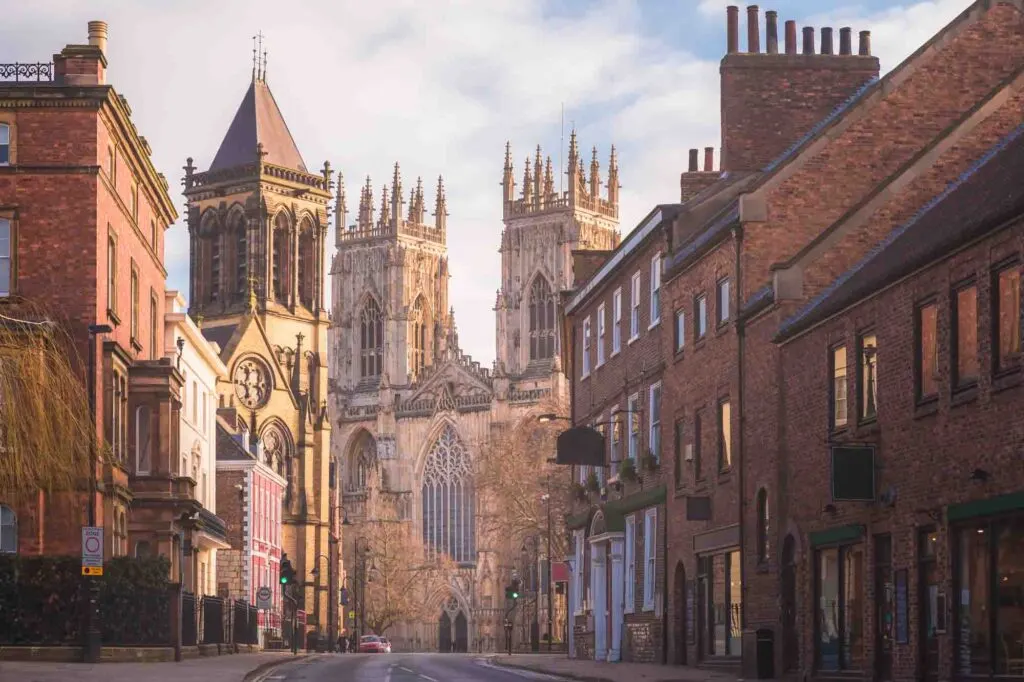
[335,163,448,246]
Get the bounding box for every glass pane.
[995,517,1024,675]
[0,260,9,296]
[719,401,731,470]
[698,297,707,336]
[676,311,685,350]
[998,268,1022,370]
[728,550,742,655]
[843,545,865,670]
[833,347,848,427]
[818,548,841,670]
[0,124,9,144]
[0,219,9,257]
[919,304,938,398]
[956,287,979,385]
[860,335,878,420]
[713,553,727,655]
[959,525,992,674]
[718,279,730,322]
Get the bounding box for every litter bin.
[756,628,774,679]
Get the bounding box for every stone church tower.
[184,68,334,636]
[329,135,619,653]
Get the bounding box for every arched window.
[528,277,556,360]
[0,505,16,554]
[272,213,291,303]
[136,405,152,474]
[233,216,248,298]
[209,236,221,303]
[756,488,770,563]
[422,425,474,563]
[134,540,152,558]
[360,298,384,378]
[348,431,375,492]
[298,221,315,309]
[410,296,429,377]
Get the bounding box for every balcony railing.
[0,63,54,83]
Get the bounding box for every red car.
[359,634,386,653]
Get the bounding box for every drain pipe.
[662,493,669,664]
[733,224,748,637]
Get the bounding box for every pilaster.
[609,536,625,662]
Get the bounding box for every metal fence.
[182,592,198,647]
[200,595,228,645]
[233,601,259,645]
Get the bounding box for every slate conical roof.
[208,79,307,172]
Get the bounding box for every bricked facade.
[0,22,180,562]
[564,205,677,663]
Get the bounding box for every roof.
[208,79,307,172]
[777,121,1024,341]
[201,324,237,360]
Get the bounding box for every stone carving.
[376,435,397,460]
[233,357,271,409]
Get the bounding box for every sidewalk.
[489,654,739,682]
[0,652,305,682]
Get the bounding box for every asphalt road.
[261,653,565,682]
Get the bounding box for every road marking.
[418,676,438,682]
[398,666,416,673]
[384,663,394,682]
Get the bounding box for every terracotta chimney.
[859,30,871,56]
[54,20,108,86]
[688,149,699,172]
[820,27,833,55]
[727,6,739,54]
[784,20,797,55]
[765,11,778,54]
[88,21,108,54]
[747,6,760,53]
[704,147,714,172]
[802,26,815,54]
[839,27,852,55]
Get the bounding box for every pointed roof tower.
[208,77,307,172]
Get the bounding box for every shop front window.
[705,550,742,657]
[956,516,1024,677]
[817,544,865,672]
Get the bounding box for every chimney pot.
[802,26,815,55]
[727,6,740,54]
[839,27,852,55]
[784,20,797,54]
[765,11,778,54]
[821,27,833,54]
[704,147,714,172]
[688,149,699,172]
[87,20,108,54]
[859,30,871,56]
[746,5,760,53]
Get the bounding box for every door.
[697,556,710,661]
[438,611,452,653]
[874,535,894,681]
[674,562,688,665]
[605,543,613,656]
[781,535,798,672]
[455,611,468,652]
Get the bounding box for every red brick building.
[563,200,678,663]
[0,23,188,565]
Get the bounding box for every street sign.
[256,586,272,610]
[81,566,103,576]
[81,526,103,570]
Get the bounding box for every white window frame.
[596,303,606,367]
[624,515,636,614]
[595,416,606,485]
[612,288,622,354]
[627,393,640,460]
[630,272,641,341]
[696,294,708,339]
[610,409,621,466]
[643,508,657,611]
[573,529,585,614]
[649,253,662,328]
[649,382,662,461]
[717,277,731,325]
[0,123,9,166]
[675,309,686,352]
[582,316,592,378]
[0,218,11,298]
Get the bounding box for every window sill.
[611,348,621,358]
[992,367,1022,394]
[673,348,685,362]
[107,309,121,326]
[628,334,640,346]
[914,398,939,420]
[951,384,978,408]
[857,416,878,430]
[830,425,849,437]
[694,338,707,351]
[717,469,733,484]
[648,319,661,331]
[130,337,143,354]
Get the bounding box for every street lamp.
[310,553,331,650]
[84,322,112,664]
[542,492,553,652]
[536,413,571,424]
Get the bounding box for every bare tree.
[360,517,456,636]
[0,305,94,499]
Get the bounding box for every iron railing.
[0,63,54,82]
[182,592,198,647]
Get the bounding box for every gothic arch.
[409,294,432,377]
[198,208,221,236]
[426,581,472,619]
[344,428,377,492]
[413,415,464,479]
[526,272,557,361]
[226,204,248,298]
[271,211,292,303]
[420,422,475,563]
[359,295,384,379]
[589,509,606,537]
[259,417,294,480]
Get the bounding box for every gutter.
[733,225,748,635]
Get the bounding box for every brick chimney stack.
[54,20,108,86]
[719,6,880,172]
[680,147,718,203]
[704,147,714,172]
[688,149,699,172]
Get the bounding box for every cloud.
[0,0,975,366]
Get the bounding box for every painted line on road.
[398,666,416,673]
[385,663,394,682]
[419,675,438,682]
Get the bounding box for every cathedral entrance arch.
[437,594,469,653]
[438,611,452,653]
[455,611,468,653]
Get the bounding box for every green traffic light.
[512,591,519,599]
[280,576,288,584]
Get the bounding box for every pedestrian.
[338,634,347,653]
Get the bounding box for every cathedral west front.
[329,134,621,652]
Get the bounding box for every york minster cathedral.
[330,135,620,652]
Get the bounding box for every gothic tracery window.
[360,298,384,378]
[422,425,474,563]
[528,276,556,361]
[272,213,291,303]
[410,296,429,377]
[348,431,375,492]
[298,218,315,309]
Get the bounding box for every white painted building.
[165,291,230,596]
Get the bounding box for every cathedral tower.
[496,132,620,377]
[183,65,334,633]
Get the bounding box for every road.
[261,653,565,682]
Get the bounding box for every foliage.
[585,471,600,493]
[641,450,659,472]
[571,482,587,501]
[473,400,573,562]
[0,304,96,500]
[618,457,638,482]
[360,515,455,636]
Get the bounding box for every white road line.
[419,675,438,682]
[384,663,394,682]
[398,666,416,673]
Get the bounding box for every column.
[591,542,607,660]
[609,536,624,662]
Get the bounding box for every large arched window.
[347,430,376,492]
[0,505,16,554]
[409,296,429,377]
[528,276,556,361]
[199,212,221,305]
[272,213,291,303]
[136,405,152,474]
[756,488,770,563]
[298,219,315,309]
[422,425,474,563]
[232,213,248,299]
[360,298,384,378]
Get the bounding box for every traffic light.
[505,577,520,600]
[279,554,296,586]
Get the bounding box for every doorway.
[781,534,798,672]
[674,562,688,665]
[438,611,452,652]
[455,611,468,652]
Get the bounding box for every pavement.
[257,652,566,681]
[0,651,303,682]
[488,653,739,682]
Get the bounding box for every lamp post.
[542,492,553,651]
[310,553,331,651]
[84,322,112,664]
[354,536,371,642]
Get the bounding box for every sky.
[3,0,968,365]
